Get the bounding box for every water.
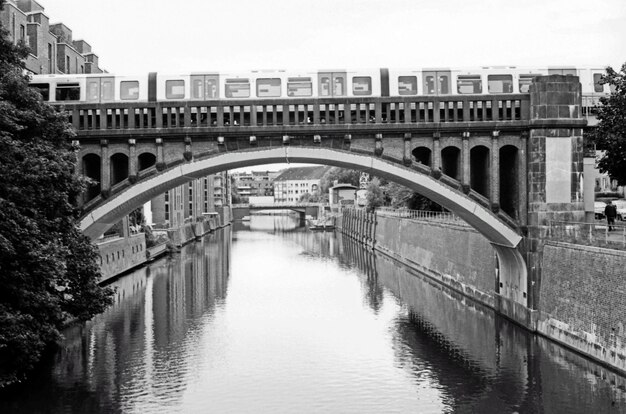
[1,214,625,413]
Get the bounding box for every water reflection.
[2,217,625,413]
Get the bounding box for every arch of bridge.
[80,146,527,305]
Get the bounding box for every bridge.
[64,74,586,329]
[231,202,322,221]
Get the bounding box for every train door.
[422,70,451,95]
[318,71,347,97]
[191,75,220,99]
[86,77,114,102]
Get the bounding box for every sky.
[39,0,625,74]
[37,0,626,172]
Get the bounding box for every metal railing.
[376,207,469,226]
[547,220,626,248]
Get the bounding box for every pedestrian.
[605,200,617,231]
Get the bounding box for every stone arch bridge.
[62,75,586,328]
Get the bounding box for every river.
[1,214,624,413]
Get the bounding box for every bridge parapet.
[59,94,537,138]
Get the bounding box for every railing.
[59,94,531,133]
[376,207,469,226]
[547,220,626,249]
[232,202,322,208]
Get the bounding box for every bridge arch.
[80,146,526,305]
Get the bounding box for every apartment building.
[273,166,330,203]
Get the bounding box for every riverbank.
[338,208,626,376]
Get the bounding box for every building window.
[19,24,24,42]
[65,56,70,73]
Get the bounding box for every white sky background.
[40,0,626,172]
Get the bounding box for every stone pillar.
[128,138,137,183]
[155,137,165,171]
[524,74,586,311]
[491,130,500,212]
[433,132,441,171]
[518,132,528,227]
[403,133,412,166]
[461,131,470,193]
[100,139,110,198]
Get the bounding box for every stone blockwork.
[538,241,626,373]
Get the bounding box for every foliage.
[299,192,322,203]
[0,3,113,386]
[320,167,361,195]
[592,63,626,185]
[365,179,385,212]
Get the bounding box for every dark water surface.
[1,215,625,413]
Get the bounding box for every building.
[329,183,358,209]
[1,0,104,74]
[231,170,279,201]
[151,172,229,228]
[273,166,330,203]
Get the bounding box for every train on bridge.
[28,66,610,105]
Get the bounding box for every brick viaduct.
[61,75,586,329]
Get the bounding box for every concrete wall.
[372,214,497,308]
[97,233,147,282]
[537,241,626,373]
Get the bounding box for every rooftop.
[274,166,330,181]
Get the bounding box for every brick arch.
[79,147,526,306]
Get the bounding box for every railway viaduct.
[63,74,586,329]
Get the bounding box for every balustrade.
[64,95,530,133]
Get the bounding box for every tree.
[592,63,626,185]
[319,167,361,195]
[0,2,113,386]
[365,178,385,212]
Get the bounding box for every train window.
[102,80,114,100]
[120,81,139,100]
[398,76,417,95]
[352,76,371,95]
[257,78,281,97]
[31,83,50,101]
[87,81,99,101]
[593,73,604,93]
[439,75,449,94]
[320,77,331,96]
[206,79,218,98]
[334,76,345,96]
[425,76,436,94]
[457,75,482,94]
[518,75,539,93]
[487,75,513,93]
[55,83,80,101]
[192,78,203,99]
[225,79,250,98]
[166,80,185,99]
[287,77,312,97]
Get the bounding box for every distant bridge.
[231,202,322,220]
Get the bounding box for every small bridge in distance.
[231,202,322,221]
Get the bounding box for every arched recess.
[412,146,432,166]
[500,145,519,219]
[441,146,461,180]
[80,147,527,307]
[82,153,101,202]
[470,145,490,198]
[138,152,157,172]
[110,153,129,186]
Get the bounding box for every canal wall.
[339,210,496,308]
[167,213,231,247]
[97,233,147,282]
[338,209,626,375]
[537,241,626,373]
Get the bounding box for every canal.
[1,215,625,413]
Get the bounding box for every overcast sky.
[41,0,624,74]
